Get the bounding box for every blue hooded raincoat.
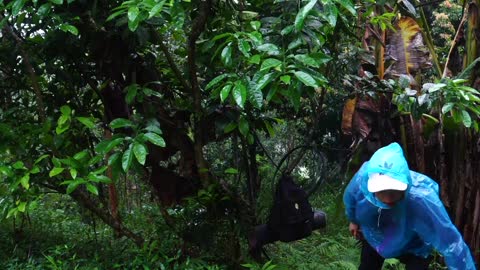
[344,142,476,270]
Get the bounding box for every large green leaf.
[233,81,247,108]
[334,0,356,15]
[148,0,166,18]
[260,58,282,71]
[294,71,319,88]
[294,0,318,31]
[133,142,147,165]
[220,84,233,103]
[144,132,166,147]
[122,144,134,172]
[206,74,229,90]
[110,118,134,129]
[221,44,233,66]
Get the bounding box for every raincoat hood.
[360,142,412,209]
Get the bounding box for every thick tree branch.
[188,0,213,184]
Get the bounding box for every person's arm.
[414,197,476,270]
[343,163,367,225]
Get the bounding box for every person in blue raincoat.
[343,142,476,270]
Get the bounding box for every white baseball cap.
[367,173,408,193]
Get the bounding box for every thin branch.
[1,15,46,122]
[154,32,191,92]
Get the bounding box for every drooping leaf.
[220,84,233,103]
[148,0,166,18]
[59,24,79,35]
[206,74,229,90]
[294,0,318,31]
[133,142,148,165]
[86,183,99,196]
[334,0,356,15]
[122,144,134,172]
[256,43,280,56]
[233,80,247,108]
[224,122,237,133]
[238,39,251,57]
[260,58,282,71]
[110,118,134,129]
[76,117,95,128]
[125,84,138,104]
[49,167,64,177]
[386,17,431,76]
[144,132,166,147]
[461,110,472,128]
[294,71,318,88]
[20,174,30,189]
[221,44,233,66]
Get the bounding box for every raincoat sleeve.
[414,196,476,270]
[343,163,367,224]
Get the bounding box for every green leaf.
[281,25,294,36]
[461,110,472,128]
[133,142,148,165]
[256,43,280,56]
[334,0,356,15]
[295,0,318,31]
[221,44,233,66]
[220,84,233,103]
[144,133,166,147]
[70,168,77,179]
[260,58,282,71]
[34,154,49,165]
[66,181,81,194]
[238,39,251,57]
[224,168,238,174]
[126,84,138,104]
[88,174,111,183]
[294,71,319,88]
[295,54,320,68]
[86,183,99,196]
[250,21,261,31]
[238,116,249,137]
[30,166,40,174]
[206,74,229,90]
[60,105,71,116]
[128,6,140,23]
[233,81,247,108]
[148,0,166,18]
[106,8,126,22]
[49,0,63,4]
[122,144,134,172]
[280,75,291,85]
[37,3,52,17]
[224,122,237,133]
[59,24,78,35]
[144,120,163,134]
[12,161,25,170]
[95,137,124,154]
[76,117,95,128]
[441,103,454,114]
[12,0,27,16]
[323,2,338,27]
[249,54,261,65]
[49,167,64,177]
[17,202,26,213]
[264,121,275,137]
[20,174,30,189]
[73,150,88,160]
[110,118,134,129]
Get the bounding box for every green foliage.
[393,76,480,131]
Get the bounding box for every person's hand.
[349,222,362,239]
